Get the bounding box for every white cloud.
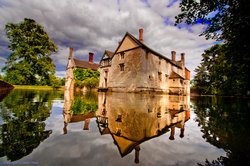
[0,0,216,79]
[55,70,66,78]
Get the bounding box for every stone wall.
[107,47,188,94]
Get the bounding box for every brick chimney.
[181,53,185,65]
[68,47,73,59]
[139,28,144,42]
[171,51,176,61]
[89,52,94,62]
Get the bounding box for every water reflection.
[1,89,249,165]
[0,90,63,161]
[191,96,250,165]
[63,89,97,134]
[96,93,190,164]
[63,90,190,164]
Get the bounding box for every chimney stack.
[171,51,176,61]
[89,52,94,63]
[181,53,185,65]
[139,28,144,42]
[169,126,175,140]
[134,145,140,164]
[69,47,73,59]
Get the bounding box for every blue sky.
[0,0,215,78]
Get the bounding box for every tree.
[193,63,210,94]
[176,0,250,95]
[74,68,100,89]
[193,44,230,95]
[3,18,58,85]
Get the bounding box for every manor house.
[98,29,190,95]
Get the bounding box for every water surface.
[0,90,249,165]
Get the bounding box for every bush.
[73,68,100,89]
[70,97,98,115]
[74,68,99,81]
[82,77,99,89]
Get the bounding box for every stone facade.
[99,29,190,95]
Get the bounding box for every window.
[104,71,108,78]
[159,57,161,65]
[180,79,183,84]
[120,52,125,59]
[104,60,108,66]
[119,63,125,71]
[165,74,168,82]
[146,50,149,59]
[158,72,162,81]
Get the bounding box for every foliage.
[74,68,99,89]
[192,64,210,94]
[3,18,58,85]
[74,68,99,81]
[70,93,98,115]
[50,76,65,88]
[82,77,99,89]
[176,0,250,95]
[0,90,64,161]
[192,96,250,165]
[193,44,231,95]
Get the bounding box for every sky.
[0,0,216,79]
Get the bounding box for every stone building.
[99,29,190,95]
[64,47,99,93]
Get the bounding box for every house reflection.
[63,84,96,134]
[96,93,190,164]
[63,90,190,163]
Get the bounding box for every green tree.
[3,18,58,85]
[193,44,230,95]
[193,63,210,94]
[176,0,250,95]
[74,68,100,89]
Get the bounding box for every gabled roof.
[73,58,99,70]
[100,50,114,63]
[169,71,184,79]
[113,32,182,69]
[105,50,114,58]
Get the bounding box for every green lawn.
[14,85,64,90]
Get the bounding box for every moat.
[0,89,249,165]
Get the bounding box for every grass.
[14,85,64,91]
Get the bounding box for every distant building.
[99,29,190,95]
[64,48,99,92]
[67,48,99,71]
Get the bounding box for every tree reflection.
[63,91,98,134]
[0,90,61,161]
[192,96,250,165]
